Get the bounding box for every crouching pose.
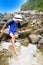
[1,14,23,55]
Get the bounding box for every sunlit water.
[0,41,43,65]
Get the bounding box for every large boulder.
[29,34,40,44]
[0,49,12,65]
[18,29,31,38]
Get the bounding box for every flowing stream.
[0,41,43,65]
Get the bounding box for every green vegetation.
[21,0,43,11]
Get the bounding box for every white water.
[0,41,43,65]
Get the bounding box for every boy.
[1,14,23,55]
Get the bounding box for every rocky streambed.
[0,41,43,65]
[0,11,43,65]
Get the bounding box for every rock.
[0,49,12,58]
[34,27,43,34]
[0,13,4,20]
[37,37,43,49]
[0,21,5,29]
[31,19,36,25]
[20,37,29,46]
[2,13,13,21]
[0,49,12,65]
[18,29,31,38]
[41,21,43,26]
[20,21,28,27]
[39,37,43,44]
[29,34,40,44]
[0,28,31,42]
[0,32,11,42]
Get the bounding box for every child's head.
[13,14,23,23]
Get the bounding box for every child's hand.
[19,30,24,33]
[21,30,24,33]
[0,29,4,33]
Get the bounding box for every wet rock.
[37,37,43,50]
[20,37,29,46]
[36,53,43,65]
[29,34,40,44]
[0,49,12,65]
[0,49,12,58]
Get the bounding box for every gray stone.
[34,27,43,34]
[39,37,43,44]
[38,37,43,49]
[29,34,40,44]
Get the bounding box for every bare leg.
[10,32,19,55]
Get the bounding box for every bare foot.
[15,51,20,55]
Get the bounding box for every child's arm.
[1,20,13,33]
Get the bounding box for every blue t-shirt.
[6,20,21,34]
